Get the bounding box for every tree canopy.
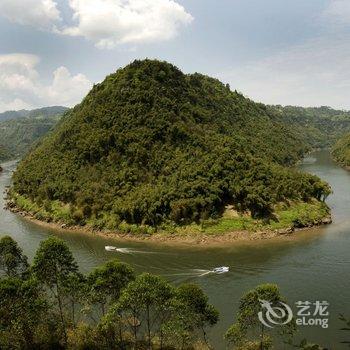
[0,236,219,349]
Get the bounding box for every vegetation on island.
[1,235,337,350]
[10,60,331,235]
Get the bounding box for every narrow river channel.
[1,150,349,349]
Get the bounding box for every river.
[0,150,349,349]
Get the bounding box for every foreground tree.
[225,284,295,350]
[86,259,135,319]
[62,272,87,327]
[0,277,47,349]
[0,235,28,277]
[0,237,221,349]
[168,283,219,348]
[32,236,78,346]
[116,273,175,349]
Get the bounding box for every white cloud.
[322,0,350,24]
[0,54,92,112]
[219,35,350,109]
[0,54,39,90]
[61,0,193,48]
[47,66,92,105]
[0,99,33,113]
[0,0,193,48]
[0,0,61,31]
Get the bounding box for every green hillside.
[270,105,350,148]
[0,107,67,160]
[332,133,350,167]
[0,145,10,162]
[11,60,331,233]
[0,106,68,122]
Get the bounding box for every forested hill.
[0,146,10,162]
[12,60,330,230]
[0,107,68,161]
[269,105,350,148]
[332,133,350,167]
[0,106,68,122]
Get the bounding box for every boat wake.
[104,247,229,277]
[163,267,230,278]
[105,246,158,254]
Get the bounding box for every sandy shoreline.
[8,206,332,247]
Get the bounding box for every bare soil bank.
[7,205,332,247]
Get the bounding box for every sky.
[0,0,350,112]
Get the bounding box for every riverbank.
[5,192,332,245]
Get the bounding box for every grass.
[172,200,330,236]
[10,192,75,224]
[267,201,330,230]
[9,192,330,237]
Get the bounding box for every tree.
[32,236,78,346]
[0,236,222,349]
[86,259,135,318]
[0,277,47,349]
[116,273,175,349]
[62,272,87,327]
[225,284,295,350]
[174,283,219,347]
[0,235,28,277]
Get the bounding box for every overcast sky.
[0,0,350,112]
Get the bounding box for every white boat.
[105,246,118,251]
[212,266,229,274]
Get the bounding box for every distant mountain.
[12,59,330,230]
[0,110,28,121]
[0,106,68,122]
[269,105,350,148]
[332,133,350,167]
[0,107,68,161]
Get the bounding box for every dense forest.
[10,60,332,233]
[0,146,10,162]
[2,102,349,166]
[332,133,350,167]
[0,107,67,161]
[0,114,61,160]
[269,105,350,149]
[0,106,67,122]
[1,235,339,350]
